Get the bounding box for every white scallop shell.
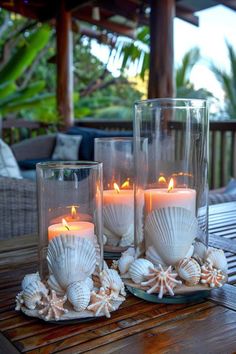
[123,247,136,257]
[206,248,228,272]
[118,253,135,274]
[129,259,154,284]
[67,281,91,312]
[145,246,166,266]
[176,258,201,285]
[47,235,96,289]
[47,274,65,296]
[22,272,41,291]
[119,226,134,247]
[84,277,94,291]
[100,269,126,296]
[193,241,207,259]
[23,281,48,310]
[104,227,120,246]
[145,207,198,265]
[103,204,134,238]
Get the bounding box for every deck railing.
[2,118,236,189]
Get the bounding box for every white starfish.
[38,290,68,321]
[141,265,182,299]
[87,288,115,318]
[201,264,225,288]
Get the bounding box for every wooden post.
[56,0,74,129]
[148,0,175,99]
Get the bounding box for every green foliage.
[0,25,51,84]
[211,42,236,118]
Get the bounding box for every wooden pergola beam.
[56,0,74,129]
[215,0,236,11]
[148,0,175,99]
[176,4,199,26]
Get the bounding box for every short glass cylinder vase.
[122,98,228,303]
[15,162,126,322]
[94,138,136,255]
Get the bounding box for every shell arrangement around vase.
[16,234,125,321]
[103,204,134,247]
[118,246,227,299]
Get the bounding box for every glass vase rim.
[134,97,208,108]
[36,161,102,170]
[95,137,134,143]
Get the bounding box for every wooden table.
[1,202,236,353]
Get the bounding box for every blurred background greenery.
[0,8,235,123]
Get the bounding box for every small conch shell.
[67,281,91,312]
[23,281,48,310]
[118,253,135,275]
[206,248,228,272]
[176,258,201,285]
[47,235,96,289]
[129,259,154,284]
[119,225,134,247]
[100,269,126,296]
[22,272,41,291]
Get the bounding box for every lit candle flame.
[158,176,166,183]
[113,183,120,194]
[168,178,174,192]
[62,218,70,230]
[71,206,76,219]
[121,179,130,189]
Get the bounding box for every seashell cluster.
[23,280,48,310]
[206,248,228,272]
[87,288,115,318]
[103,204,134,247]
[100,269,126,297]
[176,258,201,286]
[67,281,91,312]
[200,264,225,288]
[38,290,68,321]
[141,265,182,299]
[144,207,198,265]
[129,259,154,284]
[118,248,135,275]
[16,234,126,321]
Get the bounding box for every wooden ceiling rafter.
[175,4,199,26]
[215,0,236,11]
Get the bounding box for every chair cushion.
[52,133,82,161]
[0,139,22,179]
[67,127,133,160]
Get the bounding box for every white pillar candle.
[48,221,94,241]
[103,189,134,207]
[144,188,196,215]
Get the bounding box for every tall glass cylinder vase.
[16,162,126,322]
[37,162,103,278]
[124,98,223,303]
[94,138,137,255]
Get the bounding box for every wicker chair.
[0,177,37,239]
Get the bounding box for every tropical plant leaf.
[0,81,17,99]
[0,24,51,84]
[0,81,45,106]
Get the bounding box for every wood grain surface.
[0,202,236,353]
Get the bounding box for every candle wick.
[65,225,70,231]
